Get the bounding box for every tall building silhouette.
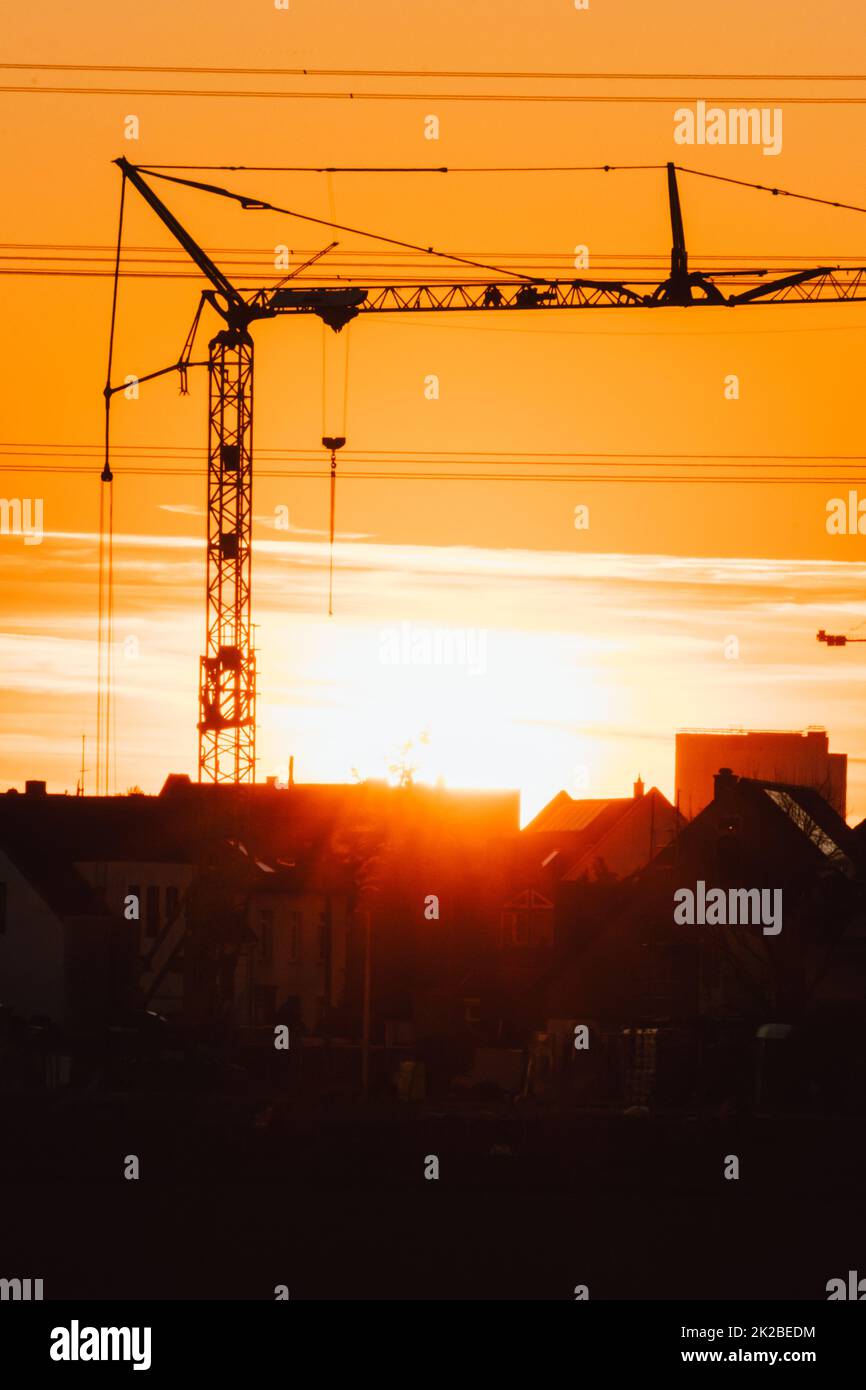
[675,728,847,820]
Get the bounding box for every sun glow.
[261,607,615,823]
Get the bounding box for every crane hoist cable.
[96,478,106,791]
[322,436,344,616]
[318,177,351,618]
[103,477,115,794]
[321,319,351,618]
[97,197,213,792]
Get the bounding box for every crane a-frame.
[109,158,866,785]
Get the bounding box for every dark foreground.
[3,1091,864,1300]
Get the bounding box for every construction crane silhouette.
[817,630,866,647]
[108,158,866,785]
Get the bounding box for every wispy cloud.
[3,537,866,819]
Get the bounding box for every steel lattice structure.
[199,329,256,784]
[114,158,866,784]
[246,265,866,322]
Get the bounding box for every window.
[287,909,301,962]
[165,886,179,922]
[0,881,6,935]
[145,885,160,938]
[258,908,274,965]
[501,907,530,946]
[500,899,553,948]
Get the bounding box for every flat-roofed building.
[675,728,847,820]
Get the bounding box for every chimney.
[714,766,737,805]
[288,755,295,787]
[633,775,645,799]
[24,779,47,797]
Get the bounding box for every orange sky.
[2,2,866,821]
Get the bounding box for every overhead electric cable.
[9,85,866,103]
[8,61,866,79]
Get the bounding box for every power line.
[2,443,859,485]
[0,268,840,285]
[4,249,856,266]
[6,442,866,461]
[5,62,866,80]
[8,85,866,103]
[2,452,865,481]
[0,465,857,484]
[4,242,866,264]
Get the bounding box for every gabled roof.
[503,887,555,911]
[652,771,861,878]
[520,788,680,884]
[762,788,854,873]
[521,775,864,1019]
[524,791,632,835]
[561,789,676,882]
[735,776,858,874]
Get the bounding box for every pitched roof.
[0,837,111,920]
[524,791,632,835]
[561,789,680,882]
[738,776,858,873]
[651,772,861,878]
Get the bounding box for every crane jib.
[106,157,866,784]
